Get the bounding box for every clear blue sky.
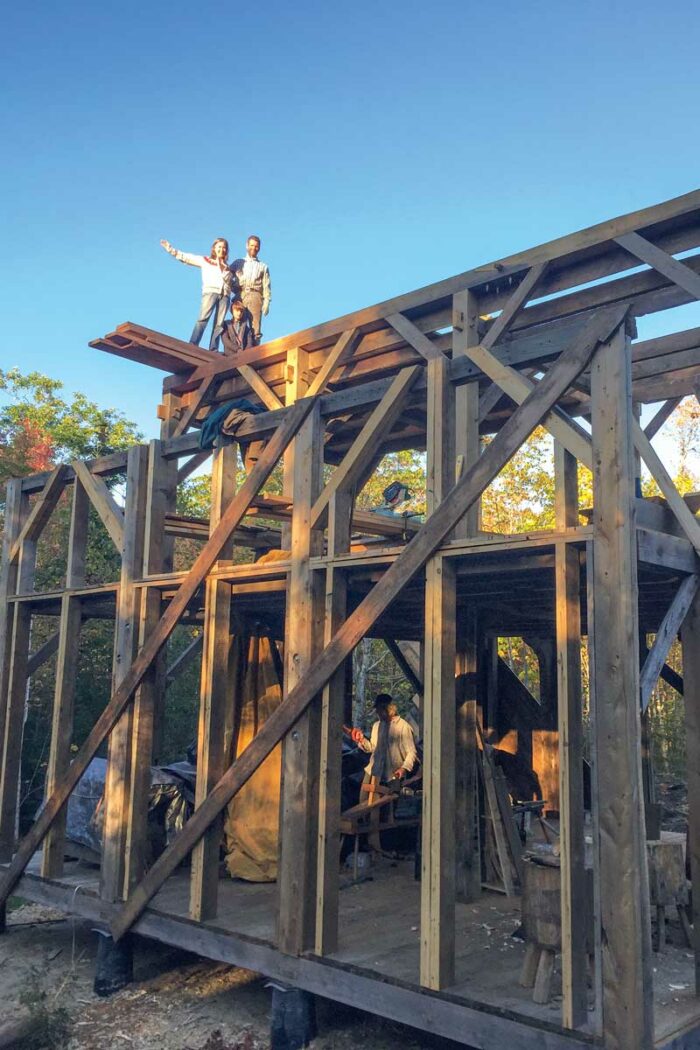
[2,0,700,439]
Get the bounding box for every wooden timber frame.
[2,190,700,1050]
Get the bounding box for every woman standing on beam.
[160,236,234,351]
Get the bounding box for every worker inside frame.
[351,693,418,784]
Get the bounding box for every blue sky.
[1,0,700,439]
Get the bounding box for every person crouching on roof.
[351,693,417,783]
[160,236,233,352]
[222,299,256,356]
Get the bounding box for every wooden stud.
[590,323,653,1049]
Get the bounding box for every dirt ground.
[1,900,461,1050]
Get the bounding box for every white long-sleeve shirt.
[173,250,232,295]
[357,715,417,780]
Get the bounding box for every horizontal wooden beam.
[107,305,625,941]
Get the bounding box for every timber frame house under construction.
[2,190,700,1050]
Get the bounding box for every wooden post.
[681,586,700,994]
[554,443,587,1030]
[278,400,324,954]
[100,445,149,903]
[452,290,481,538]
[421,354,456,989]
[315,558,348,955]
[589,324,653,1049]
[421,555,456,989]
[0,482,35,861]
[122,433,182,889]
[281,346,309,548]
[455,608,481,903]
[190,441,238,921]
[316,480,352,954]
[41,478,89,877]
[0,480,25,817]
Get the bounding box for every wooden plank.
[386,312,443,362]
[107,305,625,941]
[310,365,422,529]
[278,401,325,955]
[0,395,317,910]
[72,460,125,552]
[305,327,361,397]
[590,324,653,1049]
[633,421,700,555]
[9,465,69,563]
[237,363,284,410]
[640,574,699,712]
[681,586,700,994]
[101,444,149,903]
[616,231,700,301]
[479,732,515,896]
[421,556,456,989]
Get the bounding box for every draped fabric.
[223,633,283,882]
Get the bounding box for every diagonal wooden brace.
[108,303,628,942]
[0,395,315,909]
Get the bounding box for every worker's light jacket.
[173,250,233,295]
[357,715,417,781]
